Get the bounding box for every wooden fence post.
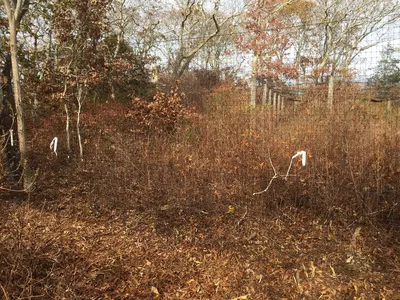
[262,84,268,107]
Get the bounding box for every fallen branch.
[0,169,38,193]
[236,206,248,227]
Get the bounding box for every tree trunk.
[262,84,268,107]
[327,73,334,109]
[76,85,84,159]
[172,54,195,82]
[109,29,123,100]
[0,54,19,176]
[8,15,32,190]
[250,53,259,107]
[65,103,71,153]
[278,95,282,112]
[386,100,392,113]
[268,89,272,105]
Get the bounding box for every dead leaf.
[330,265,337,278]
[346,255,354,264]
[352,281,358,294]
[231,296,247,300]
[151,286,159,295]
[310,261,316,278]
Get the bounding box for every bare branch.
[183,14,220,59]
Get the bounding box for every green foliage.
[16,0,152,110]
[102,43,153,101]
[369,44,400,99]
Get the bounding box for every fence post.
[268,89,272,106]
[277,95,281,113]
[262,84,268,107]
[387,100,392,112]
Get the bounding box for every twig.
[387,202,398,219]
[0,182,34,193]
[253,156,279,195]
[253,175,278,195]
[0,170,38,193]
[285,151,306,180]
[253,151,307,195]
[236,206,248,227]
[269,156,277,175]
[0,284,9,300]
[389,269,400,273]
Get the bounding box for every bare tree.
[109,0,163,59]
[107,0,162,96]
[166,0,243,81]
[310,0,400,107]
[2,0,33,190]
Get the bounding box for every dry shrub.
[159,69,222,110]
[243,87,400,221]
[41,82,400,225]
[126,87,190,135]
[151,83,400,222]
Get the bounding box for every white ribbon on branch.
[285,151,306,180]
[50,137,58,156]
[253,150,307,195]
[9,129,13,146]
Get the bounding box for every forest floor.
[1,182,400,299]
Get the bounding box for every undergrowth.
[78,83,400,223]
[1,82,400,298]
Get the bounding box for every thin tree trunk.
[268,89,272,105]
[250,53,259,107]
[277,95,281,113]
[110,85,116,101]
[109,29,123,101]
[262,84,268,107]
[273,92,277,115]
[65,103,71,153]
[151,66,159,84]
[327,74,335,109]
[387,100,392,113]
[76,85,84,159]
[0,54,18,173]
[8,14,32,190]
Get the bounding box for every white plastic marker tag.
[50,137,58,156]
[293,151,307,166]
[284,150,307,180]
[9,129,14,146]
